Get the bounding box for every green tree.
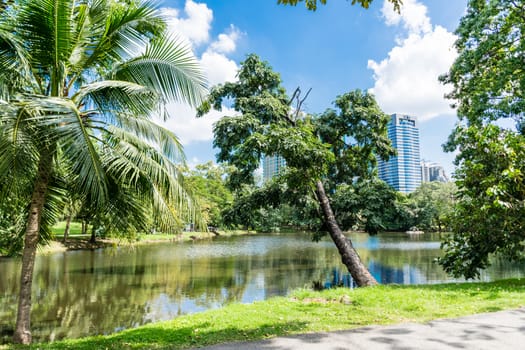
[0,0,206,343]
[332,178,398,235]
[198,54,393,287]
[438,0,525,278]
[408,182,456,232]
[439,125,525,279]
[277,0,402,11]
[314,90,394,190]
[184,161,234,228]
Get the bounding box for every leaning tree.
[0,0,206,343]
[198,54,394,287]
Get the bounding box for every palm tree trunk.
[89,225,96,244]
[62,214,72,243]
[81,220,87,235]
[315,180,378,287]
[13,153,53,344]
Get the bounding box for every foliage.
[183,162,234,228]
[331,178,398,234]
[314,90,395,191]
[277,0,402,12]
[439,125,525,279]
[407,181,457,232]
[439,0,525,126]
[438,0,525,278]
[10,279,525,349]
[198,54,332,193]
[220,175,323,232]
[0,191,26,256]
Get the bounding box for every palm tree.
[0,0,207,344]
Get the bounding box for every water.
[0,232,523,342]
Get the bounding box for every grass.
[50,221,86,236]
[2,279,524,349]
[34,222,257,255]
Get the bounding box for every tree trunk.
[89,225,96,244]
[13,153,53,344]
[81,220,87,235]
[62,214,72,243]
[315,180,378,287]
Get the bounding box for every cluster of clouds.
[368,0,458,121]
[159,0,240,146]
[161,0,459,154]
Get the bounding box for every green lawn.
[49,221,254,245]
[50,221,87,237]
[3,279,524,350]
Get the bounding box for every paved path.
[196,308,525,349]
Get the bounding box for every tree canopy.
[439,0,525,278]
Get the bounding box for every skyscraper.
[262,155,286,181]
[378,114,421,193]
[421,161,449,183]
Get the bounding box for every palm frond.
[113,35,207,108]
[73,80,161,119]
[1,94,108,205]
[101,125,203,231]
[0,25,33,97]
[16,0,75,80]
[80,0,163,71]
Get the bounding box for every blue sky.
[160,0,468,177]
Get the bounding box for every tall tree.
[438,0,525,278]
[198,54,393,287]
[0,0,206,343]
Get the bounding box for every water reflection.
[0,232,523,342]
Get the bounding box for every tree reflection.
[0,233,523,343]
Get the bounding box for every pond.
[1,232,524,342]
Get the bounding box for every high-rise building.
[262,155,286,181]
[378,114,421,193]
[421,161,449,183]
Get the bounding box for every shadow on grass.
[390,278,525,292]
[27,320,309,350]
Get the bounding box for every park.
[1,0,524,348]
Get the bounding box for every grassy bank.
[2,279,524,349]
[32,222,256,255]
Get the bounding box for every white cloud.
[382,0,431,35]
[159,1,241,145]
[200,51,238,86]
[368,0,457,121]
[209,25,242,54]
[161,103,237,145]
[162,1,212,47]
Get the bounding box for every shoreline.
[1,230,257,258]
[1,279,523,349]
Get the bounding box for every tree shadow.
[29,320,309,350]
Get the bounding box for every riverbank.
[2,279,524,349]
[29,222,257,256]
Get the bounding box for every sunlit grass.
[2,279,524,349]
[35,222,257,255]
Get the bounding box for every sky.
[159,0,469,178]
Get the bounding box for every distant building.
[421,161,449,183]
[378,114,422,193]
[262,155,286,181]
